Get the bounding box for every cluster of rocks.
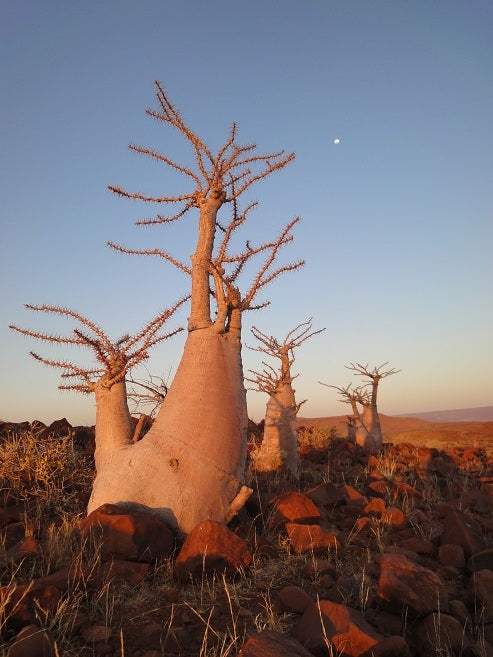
[0,418,96,455]
[2,426,493,655]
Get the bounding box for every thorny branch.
[10,297,188,393]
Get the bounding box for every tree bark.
[93,381,134,471]
[88,326,250,534]
[252,382,298,474]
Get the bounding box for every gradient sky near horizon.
[1,1,492,425]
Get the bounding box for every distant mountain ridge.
[393,406,493,423]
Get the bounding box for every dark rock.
[377,552,448,617]
[278,585,313,613]
[411,612,473,657]
[7,624,54,657]
[438,544,466,568]
[238,629,313,656]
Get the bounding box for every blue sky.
[1,0,492,425]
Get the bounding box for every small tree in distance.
[322,383,373,449]
[320,362,400,453]
[247,319,325,475]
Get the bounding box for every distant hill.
[393,406,493,423]
[297,411,493,450]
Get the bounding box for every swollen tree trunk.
[347,397,375,452]
[368,378,383,450]
[252,382,298,474]
[359,401,380,453]
[88,326,250,534]
[93,380,134,471]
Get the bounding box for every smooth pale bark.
[368,379,383,450]
[359,402,379,453]
[347,397,375,452]
[252,382,298,474]
[88,326,250,534]
[93,381,134,471]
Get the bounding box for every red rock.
[3,522,26,550]
[33,559,148,591]
[7,624,54,657]
[344,486,368,507]
[460,490,492,514]
[439,506,485,558]
[380,507,407,529]
[238,629,314,656]
[285,523,340,555]
[412,612,473,656]
[377,552,448,617]
[301,558,337,580]
[447,599,470,624]
[367,480,390,498]
[80,624,112,642]
[99,559,150,586]
[0,508,19,529]
[398,537,434,555]
[270,492,321,525]
[354,517,378,535]
[365,635,411,657]
[278,586,313,613]
[79,503,175,562]
[0,584,61,634]
[364,498,386,516]
[368,610,405,637]
[367,467,384,480]
[1,536,41,569]
[294,600,382,657]
[393,481,422,499]
[438,544,465,568]
[174,520,251,581]
[306,483,347,507]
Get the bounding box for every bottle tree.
[87,82,303,533]
[321,362,400,453]
[10,301,185,458]
[247,319,324,474]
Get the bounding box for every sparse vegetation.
[2,419,493,655]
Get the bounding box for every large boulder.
[377,552,448,617]
[7,624,54,657]
[174,520,251,581]
[439,506,485,558]
[270,492,321,526]
[79,503,175,562]
[294,599,382,657]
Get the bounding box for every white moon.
[333,138,340,144]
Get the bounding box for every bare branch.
[107,242,192,275]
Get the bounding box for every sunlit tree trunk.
[88,326,250,533]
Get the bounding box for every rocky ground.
[2,418,493,656]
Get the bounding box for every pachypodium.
[75,82,302,533]
[321,362,400,453]
[10,300,186,461]
[247,319,324,474]
[321,383,373,449]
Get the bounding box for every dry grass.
[1,421,493,655]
